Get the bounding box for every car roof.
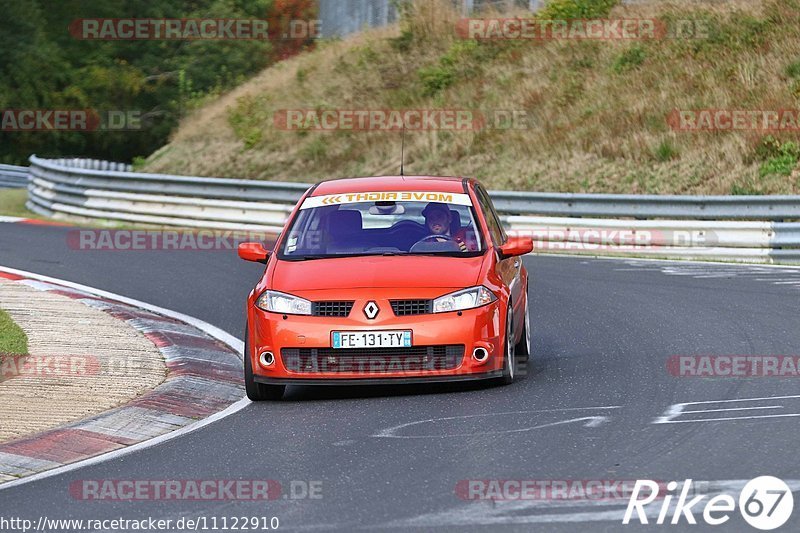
[311,176,468,196]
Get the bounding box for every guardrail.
[492,191,800,220]
[27,155,800,264]
[28,156,304,231]
[0,164,29,189]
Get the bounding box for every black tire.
[514,289,531,362]
[244,327,285,401]
[498,304,517,386]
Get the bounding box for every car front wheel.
[498,304,517,385]
[514,289,531,361]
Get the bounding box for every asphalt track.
[1,222,800,532]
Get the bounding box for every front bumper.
[247,293,504,382]
[254,370,503,386]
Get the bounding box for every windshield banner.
[301,191,472,209]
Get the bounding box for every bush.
[754,135,800,160]
[759,154,798,177]
[612,45,646,74]
[754,136,800,177]
[538,0,619,20]
[653,140,678,162]
[417,40,482,97]
[131,156,147,170]
[786,60,800,79]
[228,94,271,149]
[389,28,414,53]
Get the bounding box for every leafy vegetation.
[756,137,800,177]
[537,0,619,19]
[0,0,316,165]
[611,45,646,74]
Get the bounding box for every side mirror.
[238,242,270,264]
[498,236,533,259]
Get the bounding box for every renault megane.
[237,176,533,400]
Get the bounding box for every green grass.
[0,189,36,218]
[0,308,28,361]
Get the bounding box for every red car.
[238,176,533,400]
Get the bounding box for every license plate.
[332,330,412,349]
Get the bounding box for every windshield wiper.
[284,252,401,261]
[283,250,482,261]
[410,251,484,257]
[283,254,329,261]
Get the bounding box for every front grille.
[311,301,354,317]
[282,345,464,374]
[390,299,433,316]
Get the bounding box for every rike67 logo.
[624,477,794,530]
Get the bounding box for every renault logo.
[363,301,380,319]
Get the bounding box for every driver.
[421,202,478,251]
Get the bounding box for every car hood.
[271,255,485,290]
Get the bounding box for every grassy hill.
[142,0,800,194]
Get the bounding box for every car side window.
[475,186,507,246]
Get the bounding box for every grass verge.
[0,189,36,218]
[0,307,28,363]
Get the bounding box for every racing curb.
[0,215,67,226]
[0,269,244,484]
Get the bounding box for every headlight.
[432,286,497,313]
[256,290,312,315]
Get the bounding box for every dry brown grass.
[143,0,800,194]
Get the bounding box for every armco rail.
[491,191,800,220]
[0,164,29,189]
[26,156,800,264]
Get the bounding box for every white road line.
[679,394,800,404]
[604,257,800,271]
[0,265,250,492]
[654,395,800,425]
[680,406,782,414]
[659,413,800,424]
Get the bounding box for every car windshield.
[279,191,484,259]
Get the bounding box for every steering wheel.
[412,234,456,247]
